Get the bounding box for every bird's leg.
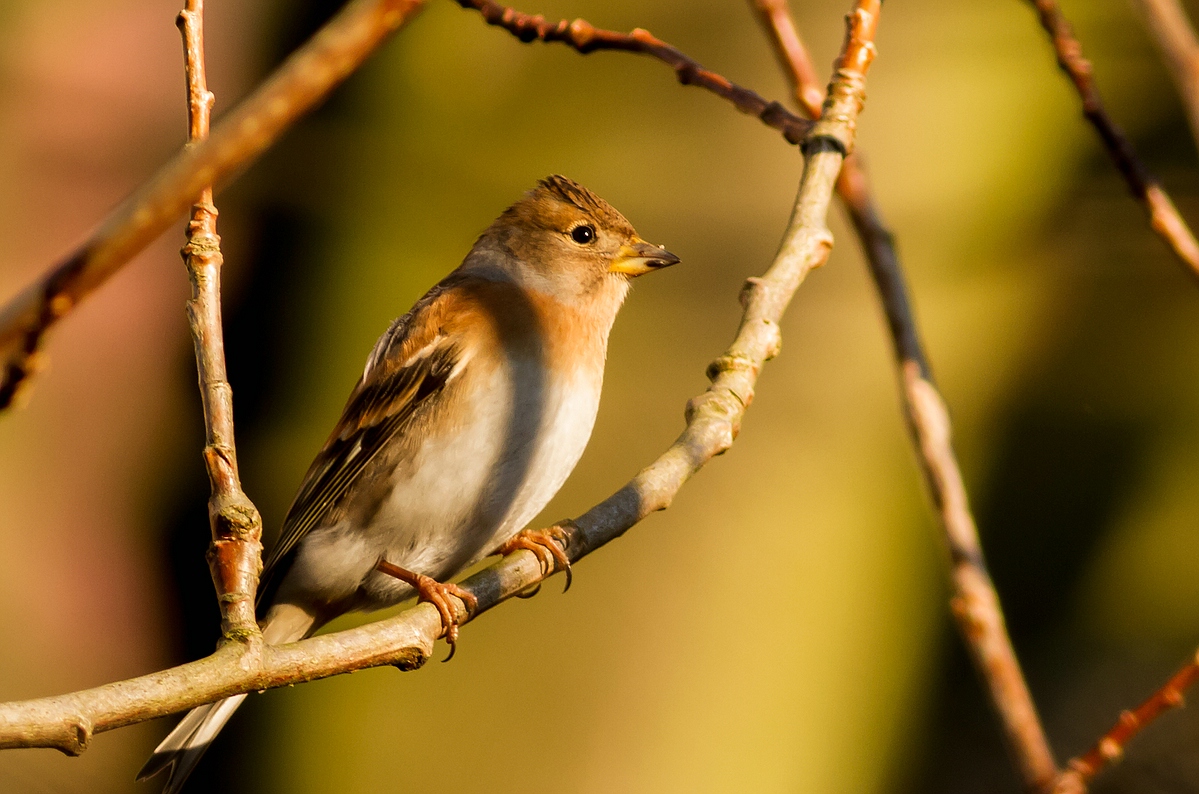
[499,521,575,593]
[375,559,477,661]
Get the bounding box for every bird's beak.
[609,238,681,277]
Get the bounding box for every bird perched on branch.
[139,175,679,791]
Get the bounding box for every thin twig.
[749,0,826,114]
[0,0,883,757]
[177,0,263,641]
[1029,0,1199,282]
[1129,0,1199,157]
[750,1,1059,789]
[1054,649,1199,793]
[451,0,813,145]
[0,0,428,410]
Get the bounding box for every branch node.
[706,354,760,382]
[182,231,222,258]
[739,276,768,308]
[211,497,262,540]
[802,133,848,157]
[1098,736,1123,762]
[54,716,92,757]
[811,228,835,265]
[219,625,262,647]
[48,294,73,318]
[568,18,595,49]
[683,389,744,452]
[392,646,429,672]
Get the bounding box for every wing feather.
[258,330,459,604]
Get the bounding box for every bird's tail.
[136,603,319,793]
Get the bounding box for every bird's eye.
[570,224,596,245]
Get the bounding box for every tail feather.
[135,702,214,781]
[137,602,319,792]
[136,695,247,791]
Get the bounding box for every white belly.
[283,358,602,611]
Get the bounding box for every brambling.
[139,175,679,791]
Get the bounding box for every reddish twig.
[750,0,826,114]
[1029,0,1199,282]
[1129,0,1199,157]
[1054,649,1199,793]
[177,1,263,641]
[750,2,1059,790]
[0,0,428,411]
[452,0,813,146]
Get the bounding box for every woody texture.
[0,1,1198,793]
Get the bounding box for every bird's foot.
[375,560,478,661]
[499,521,575,593]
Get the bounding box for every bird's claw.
[422,579,478,662]
[499,522,574,592]
[376,559,477,661]
[515,582,542,599]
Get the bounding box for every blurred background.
[1,0,1198,791]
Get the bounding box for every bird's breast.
[369,347,604,579]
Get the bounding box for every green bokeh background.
[2,0,1199,792]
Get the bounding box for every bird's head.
[465,175,680,305]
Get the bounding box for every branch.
[750,2,1060,790]
[0,0,428,411]
[1029,0,1199,283]
[1054,649,1199,793]
[749,0,826,114]
[1129,0,1199,157]
[177,1,263,641]
[0,0,883,756]
[451,0,813,146]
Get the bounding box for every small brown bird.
[139,175,678,791]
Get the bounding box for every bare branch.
[750,2,1059,790]
[0,0,883,756]
[177,0,263,641]
[1054,649,1199,793]
[1029,0,1199,283]
[1129,0,1199,157]
[906,366,1059,793]
[0,0,428,410]
[749,0,826,114]
[452,0,813,146]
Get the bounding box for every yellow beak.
[609,238,681,277]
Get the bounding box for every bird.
[137,175,679,791]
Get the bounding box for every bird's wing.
[258,301,461,603]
